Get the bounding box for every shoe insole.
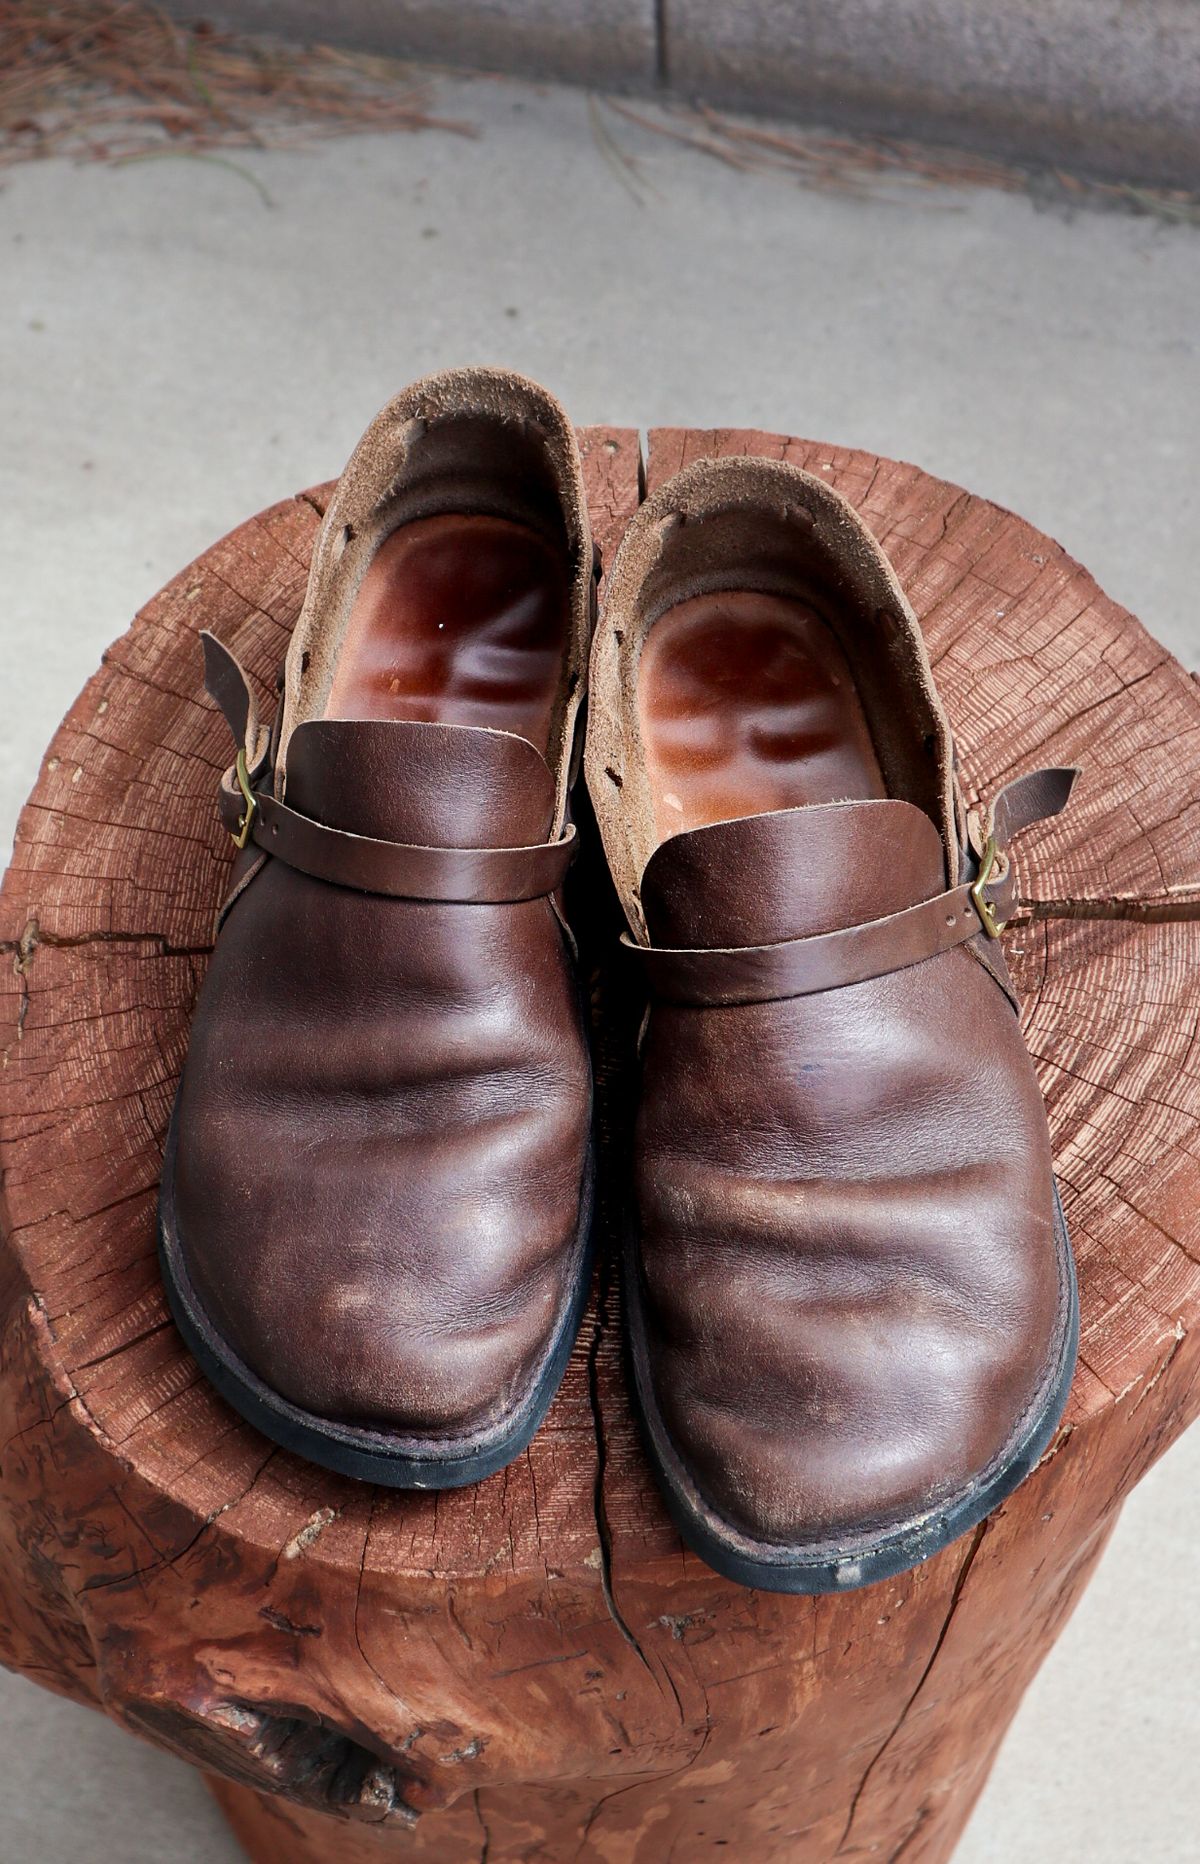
[324,514,570,756]
[638,591,886,842]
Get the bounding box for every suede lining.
[278,367,594,833]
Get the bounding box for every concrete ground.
[1,72,1198,1864]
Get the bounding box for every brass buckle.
[231,749,258,851]
[969,834,1005,939]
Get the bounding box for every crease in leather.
[164,1119,595,1455]
[630,1190,1075,1558]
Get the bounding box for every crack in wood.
[585,1262,649,1669]
[472,1786,491,1862]
[0,920,212,962]
[835,1521,989,1856]
[1025,894,1200,923]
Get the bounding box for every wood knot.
[123,1697,420,1827]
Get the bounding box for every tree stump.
[2,426,1198,1864]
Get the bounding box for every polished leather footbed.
[325,513,571,754]
[637,589,887,841]
[624,1185,1078,1593]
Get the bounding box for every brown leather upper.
[174,719,591,1435]
[632,796,1067,1543]
[587,454,1076,1552]
[167,370,595,1445]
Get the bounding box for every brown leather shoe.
[586,455,1078,1591]
[159,369,597,1487]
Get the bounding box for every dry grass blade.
[602,95,754,175]
[586,91,651,205]
[0,0,476,169]
[597,93,1200,225]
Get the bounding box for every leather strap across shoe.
[204,633,577,905]
[586,453,1081,1595]
[625,767,1077,1006]
[159,368,598,1489]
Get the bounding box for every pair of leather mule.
[160,368,1079,1594]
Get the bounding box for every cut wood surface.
[1,426,1197,1864]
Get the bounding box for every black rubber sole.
[158,1113,596,1490]
[625,1184,1079,1594]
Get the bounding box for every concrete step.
[165,0,1199,189]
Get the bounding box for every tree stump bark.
[2,426,1198,1864]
